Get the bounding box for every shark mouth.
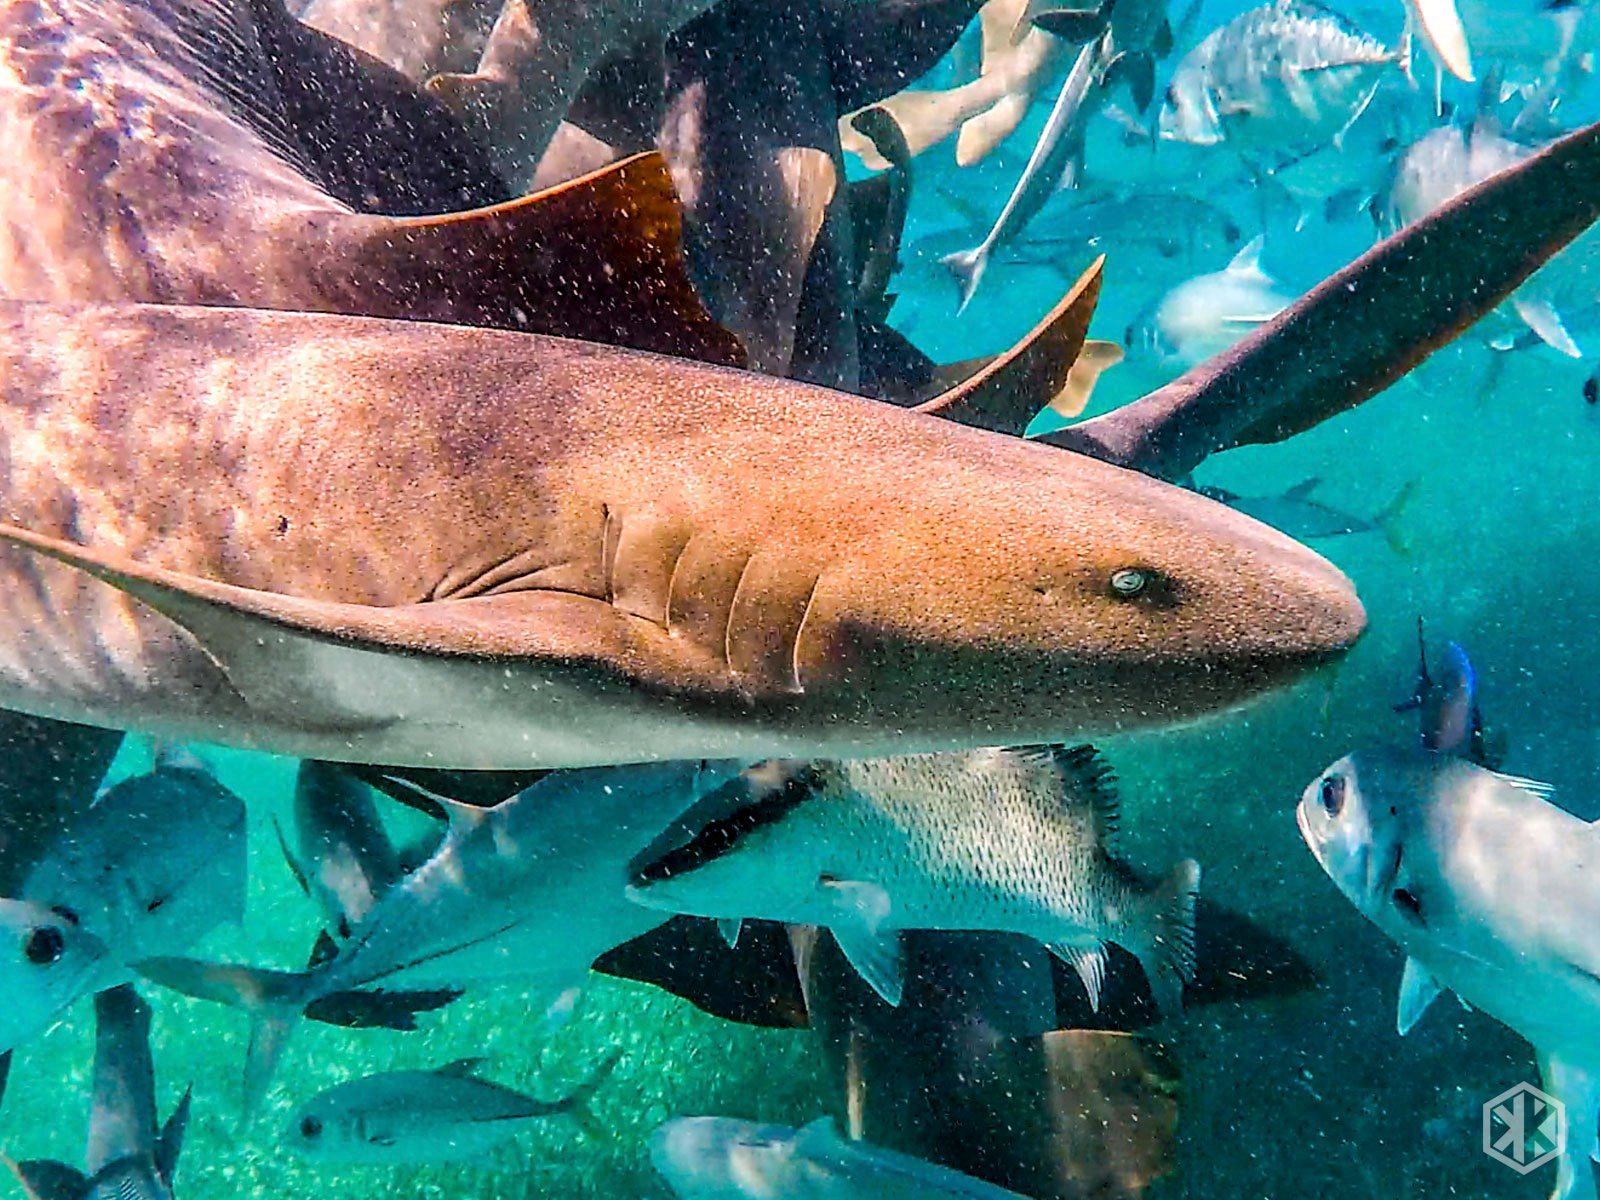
[628,764,824,887]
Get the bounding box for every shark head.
[764,432,1365,751]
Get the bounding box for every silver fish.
[1158,0,1408,162]
[942,35,1103,308]
[1388,119,1597,358]
[652,1116,1032,1199]
[1195,477,1415,553]
[7,986,189,1200]
[139,760,740,1105]
[24,745,247,966]
[628,746,1199,1013]
[1298,748,1600,1200]
[278,761,409,943]
[1126,236,1294,368]
[286,1055,616,1165]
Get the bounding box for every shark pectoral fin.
[718,918,745,949]
[0,523,728,735]
[917,256,1105,435]
[5,1159,89,1200]
[335,153,745,368]
[1051,339,1124,419]
[1513,295,1583,358]
[828,922,904,1006]
[1538,1053,1600,1200]
[1050,940,1108,1011]
[1396,957,1443,1035]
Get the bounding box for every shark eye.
[1109,568,1149,598]
[1319,774,1346,817]
[23,926,64,965]
[300,1116,323,1140]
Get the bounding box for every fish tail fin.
[560,1050,623,1140]
[1129,859,1201,1017]
[135,958,315,1112]
[1375,480,1420,556]
[941,246,989,313]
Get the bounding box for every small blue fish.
[1394,620,1495,766]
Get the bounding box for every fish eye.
[1319,774,1345,817]
[1109,568,1149,598]
[23,925,64,966]
[300,1116,323,1139]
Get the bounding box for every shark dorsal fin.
[435,1057,488,1079]
[916,256,1105,435]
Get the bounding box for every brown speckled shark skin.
[0,302,1363,770]
[0,0,742,364]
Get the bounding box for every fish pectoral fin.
[820,877,893,928]
[1050,940,1109,1011]
[1513,295,1584,358]
[1490,771,1558,803]
[4,1159,90,1200]
[0,523,732,733]
[828,922,905,1007]
[718,918,745,949]
[1396,957,1443,1036]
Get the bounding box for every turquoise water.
[6,0,1600,1197]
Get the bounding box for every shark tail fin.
[1376,479,1420,556]
[135,958,314,1114]
[941,246,990,314]
[1128,859,1201,1018]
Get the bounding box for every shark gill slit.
[723,552,762,683]
[600,504,621,606]
[789,572,825,695]
[660,530,699,637]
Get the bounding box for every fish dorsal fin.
[434,1057,488,1080]
[1489,771,1557,803]
[1397,957,1442,1036]
[1225,235,1270,281]
[151,742,212,778]
[1001,744,1120,844]
[1282,477,1321,501]
[156,1087,192,1186]
[916,256,1104,435]
[326,153,745,366]
[5,1159,90,1200]
[307,929,341,969]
